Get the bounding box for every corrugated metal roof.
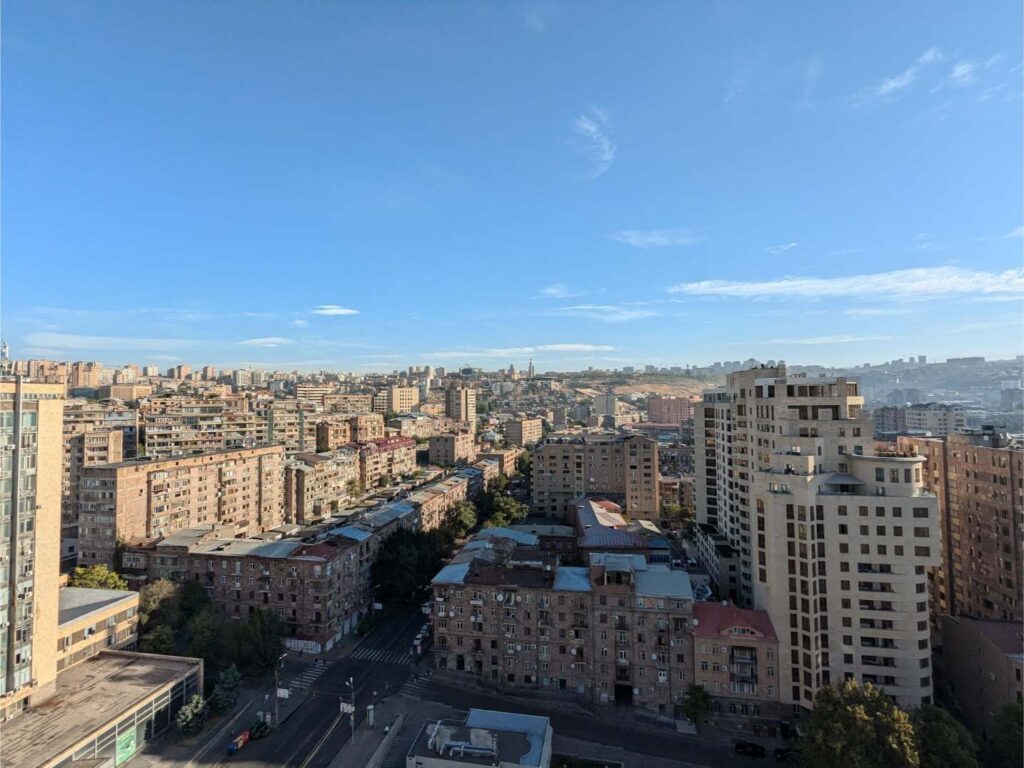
[432,562,470,585]
[635,565,693,599]
[553,567,591,592]
[473,528,539,546]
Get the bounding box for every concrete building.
[295,382,335,403]
[316,412,386,451]
[406,710,553,768]
[62,424,124,563]
[56,587,139,672]
[77,445,286,565]
[387,385,420,413]
[430,531,695,718]
[940,616,1023,746]
[695,366,941,711]
[284,449,360,524]
[446,385,477,429]
[505,418,543,448]
[0,379,65,718]
[429,432,476,467]
[904,403,967,437]
[531,433,659,520]
[323,393,373,413]
[593,393,619,417]
[354,437,417,489]
[477,447,524,478]
[899,428,1023,622]
[692,602,781,725]
[648,396,698,425]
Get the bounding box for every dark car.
[774,747,799,762]
[735,741,766,758]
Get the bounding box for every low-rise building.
[692,602,781,726]
[57,587,140,672]
[406,710,553,768]
[478,447,524,478]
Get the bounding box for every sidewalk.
[553,735,711,768]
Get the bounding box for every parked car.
[735,741,766,758]
[774,747,799,762]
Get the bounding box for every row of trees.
[683,679,1021,768]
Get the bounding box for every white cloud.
[289,318,310,327]
[765,242,798,254]
[24,332,200,351]
[425,343,615,360]
[949,60,978,87]
[667,266,1024,300]
[539,284,574,299]
[554,304,658,323]
[912,233,942,251]
[856,47,943,104]
[1007,226,1024,238]
[572,109,616,179]
[311,305,360,316]
[757,335,891,346]
[238,337,294,347]
[611,228,702,249]
[843,307,913,317]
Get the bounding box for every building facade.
[506,418,543,448]
[429,432,476,467]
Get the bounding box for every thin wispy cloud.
[24,332,202,351]
[798,57,822,108]
[843,307,913,317]
[949,60,978,87]
[238,337,294,347]
[554,304,658,323]
[538,283,577,299]
[311,305,360,316]
[765,242,798,255]
[667,266,1024,300]
[290,318,310,327]
[572,108,616,179]
[425,343,615,360]
[1007,226,1024,239]
[912,233,942,251]
[611,228,702,249]
[854,47,942,105]
[758,335,892,346]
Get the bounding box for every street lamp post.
[345,676,355,732]
[274,652,287,727]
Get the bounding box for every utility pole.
[347,676,356,732]
[274,652,287,727]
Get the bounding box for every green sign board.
[115,728,137,765]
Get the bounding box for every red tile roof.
[693,602,778,642]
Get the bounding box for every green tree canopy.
[515,451,532,475]
[187,605,225,662]
[800,679,918,768]
[69,564,128,590]
[482,494,528,529]
[912,705,979,768]
[989,702,1023,768]
[451,501,478,538]
[175,694,209,735]
[209,665,242,713]
[681,684,712,721]
[139,579,182,628]
[371,527,449,603]
[140,624,175,655]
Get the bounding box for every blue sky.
[2,1,1022,372]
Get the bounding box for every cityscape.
[1,3,1022,768]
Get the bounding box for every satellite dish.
[497,593,505,602]
[633,688,640,695]
[692,618,699,626]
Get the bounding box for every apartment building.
[324,393,373,413]
[62,427,123,562]
[354,436,417,489]
[478,447,525,478]
[256,398,320,452]
[692,602,781,724]
[295,382,336,403]
[0,379,65,717]
[899,428,1023,622]
[410,474,470,531]
[284,449,360,524]
[314,412,386,451]
[445,385,477,428]
[531,433,659,520]
[77,445,286,565]
[506,418,543,448]
[429,432,476,467]
[695,365,940,711]
[142,400,229,457]
[56,587,139,672]
[386,385,420,413]
[430,533,695,717]
[647,396,698,425]
[65,401,139,456]
[875,403,967,438]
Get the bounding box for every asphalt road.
[222,606,428,768]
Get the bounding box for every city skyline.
[3,2,1023,370]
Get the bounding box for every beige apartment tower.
[0,379,65,718]
[445,385,477,429]
[695,366,940,711]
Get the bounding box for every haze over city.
[2,1,1023,370]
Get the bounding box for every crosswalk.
[398,674,429,699]
[349,647,415,666]
[286,659,335,690]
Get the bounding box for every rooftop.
[693,601,778,641]
[58,587,137,627]
[1,652,201,768]
[407,709,550,768]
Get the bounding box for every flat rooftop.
[408,709,549,767]
[58,587,137,627]
[1,651,201,768]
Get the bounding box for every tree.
[240,609,285,674]
[800,679,918,768]
[489,474,510,494]
[989,702,1023,768]
[209,665,242,713]
[912,705,979,768]
[187,605,225,663]
[346,478,362,497]
[69,564,128,590]
[140,624,175,655]
[178,580,211,622]
[515,451,532,476]
[681,684,712,722]
[139,579,181,628]
[483,495,527,529]
[372,527,449,603]
[451,501,478,538]
[175,694,209,735]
